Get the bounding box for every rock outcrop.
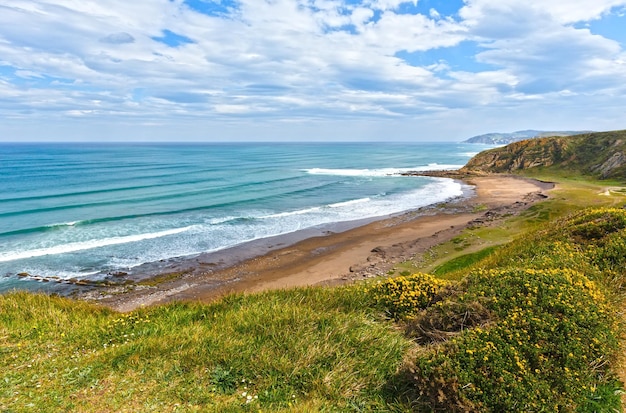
[460,130,626,180]
[591,151,626,179]
[461,137,571,173]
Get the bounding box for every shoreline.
[79,174,554,312]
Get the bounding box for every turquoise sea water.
[0,142,488,292]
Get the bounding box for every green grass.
[2,172,626,412]
[1,287,416,412]
[405,173,626,278]
[432,245,499,277]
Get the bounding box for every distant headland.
[462,129,593,145]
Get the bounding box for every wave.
[0,183,173,204]
[0,226,196,263]
[261,206,322,219]
[304,164,463,176]
[0,166,218,203]
[0,220,89,237]
[259,197,373,219]
[0,180,467,279]
[43,221,79,230]
[0,218,125,238]
[410,163,465,171]
[328,198,371,208]
[304,167,407,177]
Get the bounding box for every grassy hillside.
[1,288,411,412]
[401,207,626,411]
[463,130,626,180]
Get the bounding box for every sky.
[1,0,626,142]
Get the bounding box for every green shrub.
[365,273,451,320]
[565,208,626,241]
[410,268,620,412]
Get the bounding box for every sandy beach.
[87,175,553,312]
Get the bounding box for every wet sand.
[84,175,553,312]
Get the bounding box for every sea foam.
[0,226,196,263]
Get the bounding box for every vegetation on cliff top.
[382,207,626,412]
[463,129,626,180]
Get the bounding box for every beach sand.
[88,175,553,312]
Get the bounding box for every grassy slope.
[1,288,413,412]
[412,175,626,280]
[2,174,626,412]
[373,178,626,411]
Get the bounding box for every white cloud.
[465,6,626,94]
[359,11,467,52]
[461,0,626,25]
[365,0,417,12]
[0,0,625,141]
[100,32,135,44]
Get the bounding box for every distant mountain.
[461,130,626,180]
[462,130,593,144]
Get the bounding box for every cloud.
[460,1,626,95]
[365,0,417,12]
[461,0,626,25]
[0,0,625,141]
[100,32,135,44]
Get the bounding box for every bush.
[564,208,626,241]
[365,273,450,320]
[411,268,620,412]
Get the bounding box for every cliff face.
[462,137,570,173]
[461,130,626,180]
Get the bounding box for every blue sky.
[1,0,625,141]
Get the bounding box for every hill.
[462,129,592,145]
[462,130,626,179]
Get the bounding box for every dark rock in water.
[17,272,30,277]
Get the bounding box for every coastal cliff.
[461,130,626,179]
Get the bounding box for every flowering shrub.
[411,268,620,412]
[565,208,626,241]
[366,273,450,319]
[365,208,626,411]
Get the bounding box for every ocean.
[0,142,488,293]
